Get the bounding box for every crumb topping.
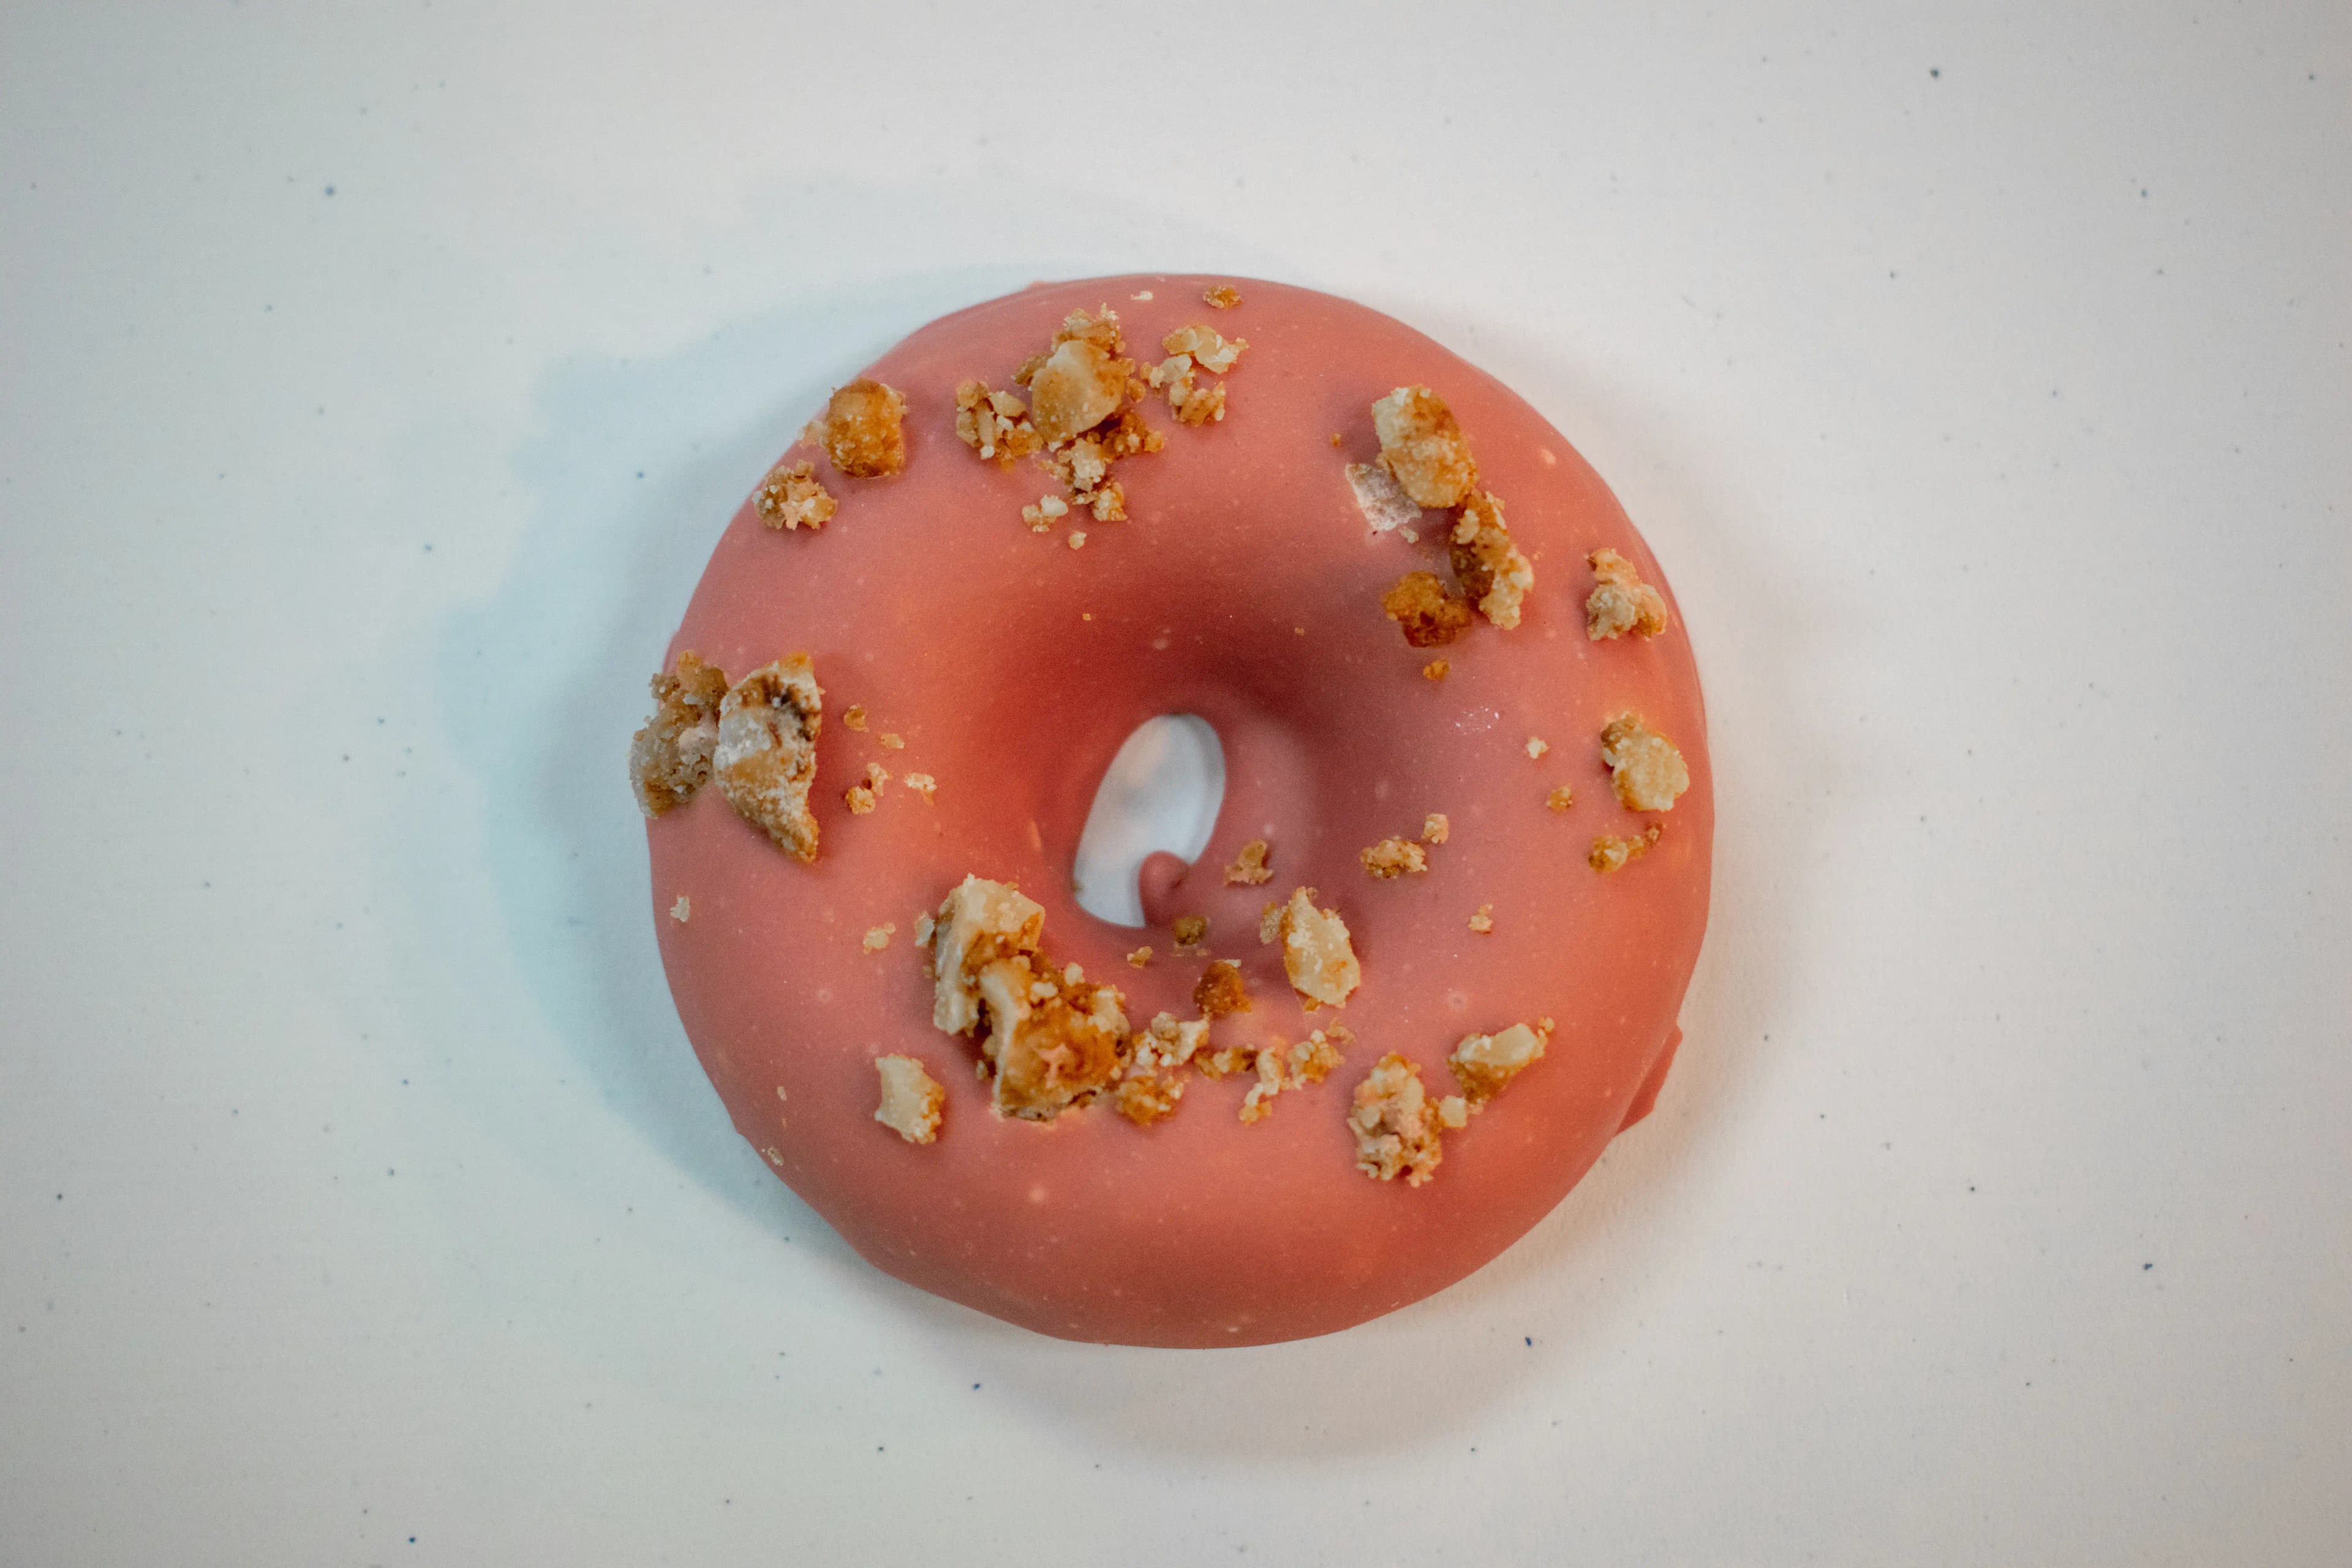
[873,1055,945,1145]
[1240,1025,1351,1124]
[1278,888,1360,1007]
[1115,1011,1209,1125]
[845,783,876,814]
[1382,570,1474,647]
[1127,946,1153,968]
[1258,900,1284,944]
[954,380,1042,466]
[862,923,895,952]
[1021,494,1069,532]
[1349,1054,1446,1185]
[815,379,908,478]
[1449,1021,1550,1106]
[1028,310,1133,444]
[1600,715,1690,812]
[1422,659,1450,681]
[842,705,868,731]
[1449,491,1534,629]
[1586,547,1670,639]
[753,459,838,531]
[1170,914,1209,949]
[1547,785,1575,812]
[1224,839,1273,886]
[1526,736,1550,760]
[670,894,691,922]
[629,650,729,817]
[1360,837,1429,879]
[1194,959,1251,1019]
[1067,530,1087,550]
[1371,386,1478,509]
[1345,460,1425,534]
[1202,283,1242,309]
[880,733,905,750]
[902,772,937,803]
[714,656,823,862]
[1468,904,1494,933]
[1589,824,1663,873]
[925,875,1128,1121]
[1422,813,1450,845]
[1163,324,1246,374]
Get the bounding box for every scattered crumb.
[903,772,937,804]
[1278,888,1360,1007]
[925,875,1127,1120]
[1163,324,1246,374]
[1194,959,1251,1019]
[880,733,905,750]
[714,655,823,862]
[1202,283,1242,309]
[913,913,935,946]
[1028,309,1131,444]
[1349,1054,1446,1185]
[1330,432,1344,447]
[670,895,692,923]
[1589,824,1664,873]
[1422,659,1450,681]
[1224,839,1273,886]
[865,761,891,790]
[1450,491,1534,629]
[1600,715,1691,812]
[1437,1095,1469,1129]
[1382,570,1474,647]
[1345,461,1425,534]
[1172,914,1208,948]
[862,923,896,952]
[629,650,729,817]
[1068,530,1087,550]
[955,380,1042,466]
[1258,900,1284,944]
[845,783,876,814]
[1526,737,1550,761]
[1239,1026,1351,1125]
[1586,547,1670,639]
[1547,785,1575,813]
[1022,494,1070,532]
[842,705,869,731]
[1422,813,1450,845]
[873,1055,945,1144]
[814,380,908,478]
[753,459,837,531]
[1127,947,1153,968]
[1361,837,1429,879]
[1117,1012,1210,1124]
[1371,386,1477,508]
[1468,904,1494,933]
[1450,1021,1550,1106]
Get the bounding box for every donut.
[630,275,1712,1347]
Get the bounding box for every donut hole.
[1070,714,1226,928]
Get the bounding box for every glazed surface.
[649,275,1711,1346]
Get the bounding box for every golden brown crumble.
[1258,900,1284,944]
[1067,530,1087,550]
[845,783,876,814]
[1382,571,1474,648]
[1422,813,1450,845]
[953,380,1042,467]
[1349,1054,1446,1185]
[1589,824,1663,873]
[1278,888,1360,1007]
[1194,959,1251,1019]
[1114,1071,1185,1125]
[1171,914,1209,949]
[880,733,905,750]
[1361,837,1429,879]
[753,459,837,531]
[670,894,692,923]
[1526,737,1550,760]
[815,379,908,478]
[1449,1021,1550,1106]
[862,923,895,952]
[902,772,937,804]
[1586,548,1670,640]
[1239,1025,1351,1124]
[1202,283,1242,309]
[1344,461,1424,534]
[1449,491,1534,630]
[1021,494,1070,532]
[1028,309,1133,444]
[1547,785,1575,813]
[873,1055,945,1145]
[924,875,1129,1121]
[629,650,730,817]
[1371,386,1479,509]
[1224,839,1273,886]
[1127,946,1153,968]
[714,655,823,862]
[1468,904,1494,933]
[1163,324,1246,374]
[1600,715,1691,812]
[865,761,890,790]
[842,705,868,731]
[1117,1011,1208,1124]
[1422,659,1450,681]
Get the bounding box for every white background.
[3,3,2346,1562]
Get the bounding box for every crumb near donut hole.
[926,875,1129,1121]
[1349,1054,1446,1185]
[1278,888,1360,1007]
[713,655,823,862]
[1194,959,1251,1019]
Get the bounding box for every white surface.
[3,3,2346,1562]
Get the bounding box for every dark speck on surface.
[2144,1262,2155,1270]
[1525,1336,1533,1347]
[1929,67,1940,78]
[325,185,336,197]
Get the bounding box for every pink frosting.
[649,276,1711,1346]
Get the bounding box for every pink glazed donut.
[636,275,1711,1347]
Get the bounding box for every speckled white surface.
[3,4,2347,1563]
